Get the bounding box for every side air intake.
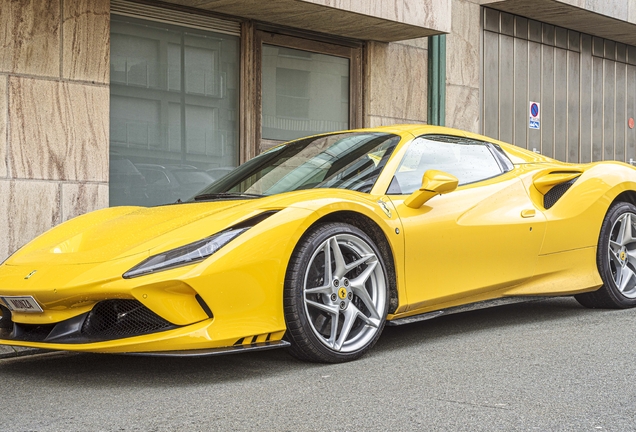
[544,178,578,209]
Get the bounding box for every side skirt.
[123,340,291,357]
[386,296,554,326]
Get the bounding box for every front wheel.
[284,223,389,363]
[575,202,636,308]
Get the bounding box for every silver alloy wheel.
[608,212,636,298]
[302,233,386,353]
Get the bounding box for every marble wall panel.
[366,115,426,128]
[305,0,351,9]
[585,0,628,21]
[302,0,403,22]
[0,0,60,77]
[167,0,449,40]
[348,0,402,23]
[405,0,452,34]
[8,77,109,182]
[0,75,6,178]
[305,0,452,32]
[481,0,585,8]
[63,0,110,83]
[446,85,480,133]
[0,180,60,260]
[366,42,428,123]
[61,182,108,222]
[447,0,480,89]
[397,37,428,50]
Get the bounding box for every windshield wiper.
[193,192,264,201]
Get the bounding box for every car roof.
[338,124,555,165]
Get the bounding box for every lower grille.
[81,299,174,340]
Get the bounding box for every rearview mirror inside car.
[404,170,459,208]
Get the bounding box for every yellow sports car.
[1,125,635,363]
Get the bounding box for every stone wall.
[365,38,429,127]
[0,0,110,262]
[364,0,483,133]
[446,0,481,133]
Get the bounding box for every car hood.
[4,189,380,267]
[4,198,287,266]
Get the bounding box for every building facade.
[1,0,635,261]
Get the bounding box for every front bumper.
[0,314,287,354]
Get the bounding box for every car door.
[387,135,547,311]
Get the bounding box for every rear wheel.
[284,223,389,363]
[575,202,636,309]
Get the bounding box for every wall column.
[0,0,110,261]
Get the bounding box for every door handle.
[521,209,536,218]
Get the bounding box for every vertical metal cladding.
[482,7,636,164]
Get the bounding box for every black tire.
[575,201,636,309]
[284,222,389,363]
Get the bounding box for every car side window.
[388,135,505,194]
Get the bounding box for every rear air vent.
[544,178,579,209]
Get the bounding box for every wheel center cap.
[338,287,348,299]
[621,251,627,262]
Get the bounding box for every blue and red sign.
[529,101,540,130]
[530,103,539,117]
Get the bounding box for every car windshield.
[191,132,400,199]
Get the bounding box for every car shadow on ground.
[376,296,596,352]
[0,296,622,387]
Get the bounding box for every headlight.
[123,228,248,279]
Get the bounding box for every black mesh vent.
[81,300,174,340]
[544,178,578,209]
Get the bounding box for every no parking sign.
[529,102,540,130]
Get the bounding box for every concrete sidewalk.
[0,345,45,359]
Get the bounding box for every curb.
[0,345,47,360]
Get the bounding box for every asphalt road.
[2,297,635,431]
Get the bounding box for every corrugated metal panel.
[580,34,592,163]
[616,63,627,161]
[111,0,240,36]
[604,59,616,160]
[592,56,604,161]
[513,37,528,149]
[554,47,567,161]
[528,41,542,152]
[567,50,580,162]
[482,7,636,164]
[541,43,555,158]
[499,34,514,143]
[628,65,636,162]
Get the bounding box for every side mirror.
[404,170,459,208]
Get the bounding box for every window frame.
[386,134,514,195]
[253,30,363,155]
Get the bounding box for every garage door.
[482,7,636,163]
